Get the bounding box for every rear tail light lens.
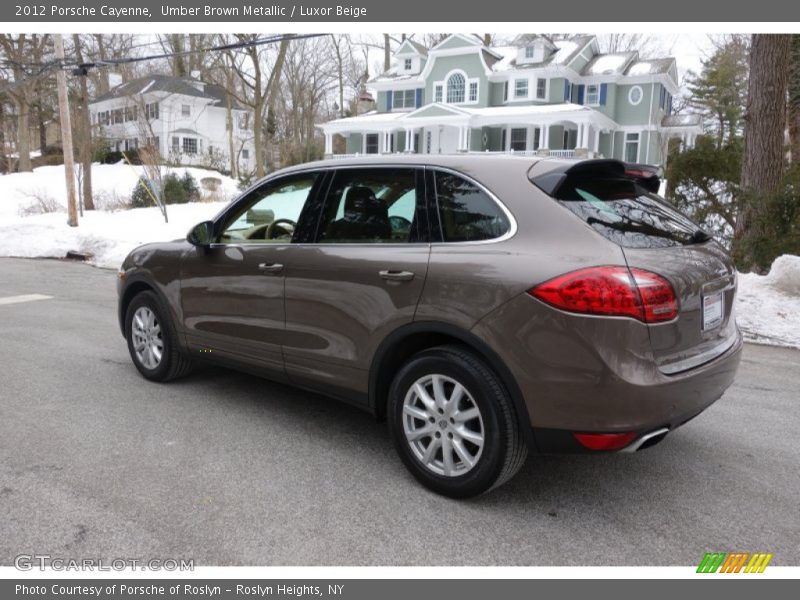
[573,431,638,451]
[529,266,677,323]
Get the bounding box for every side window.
[318,168,420,243]
[434,171,511,242]
[219,174,317,243]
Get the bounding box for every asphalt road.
[1,257,798,566]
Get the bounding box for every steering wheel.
[389,215,411,230]
[266,218,297,240]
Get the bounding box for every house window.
[365,133,380,154]
[144,137,159,151]
[124,106,137,122]
[629,85,644,106]
[434,84,443,103]
[625,133,640,163]
[525,46,535,59]
[171,137,180,153]
[510,128,527,152]
[392,89,416,110]
[124,138,138,151]
[242,149,249,159]
[181,104,191,117]
[514,79,528,99]
[468,81,478,102]
[586,85,599,105]
[97,111,109,126]
[112,109,123,124]
[536,78,547,100]
[145,102,159,120]
[446,73,466,104]
[182,138,198,155]
[404,58,412,71]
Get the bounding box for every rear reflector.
[573,431,638,451]
[529,265,677,323]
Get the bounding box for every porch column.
[581,124,589,148]
[460,126,470,152]
[382,131,391,153]
[403,128,411,152]
[593,129,600,154]
[324,132,333,156]
[542,124,550,150]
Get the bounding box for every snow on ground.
[736,255,800,348]
[0,162,238,269]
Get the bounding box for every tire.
[387,345,527,498]
[124,290,192,382]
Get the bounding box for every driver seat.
[325,186,391,241]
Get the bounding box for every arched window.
[446,72,466,104]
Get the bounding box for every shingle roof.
[92,74,243,109]
[625,58,676,76]
[581,52,638,76]
[662,114,703,127]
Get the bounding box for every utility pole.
[54,34,79,227]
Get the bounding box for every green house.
[319,34,702,168]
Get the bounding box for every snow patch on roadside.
[736,255,800,348]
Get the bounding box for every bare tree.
[0,34,50,172]
[596,34,666,58]
[71,35,94,210]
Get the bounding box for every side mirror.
[187,221,214,247]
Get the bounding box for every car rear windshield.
[552,177,706,248]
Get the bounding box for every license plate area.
[702,291,724,331]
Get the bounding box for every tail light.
[573,431,637,451]
[529,266,677,323]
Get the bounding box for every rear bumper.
[471,293,744,443]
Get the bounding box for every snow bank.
[736,255,800,348]
[0,163,239,269]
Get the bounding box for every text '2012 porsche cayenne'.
[118,155,741,497]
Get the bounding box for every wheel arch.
[118,276,171,338]
[369,321,535,450]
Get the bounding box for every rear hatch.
[531,159,738,375]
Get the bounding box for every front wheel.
[125,290,192,382]
[387,345,527,498]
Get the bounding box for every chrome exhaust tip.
[621,427,669,453]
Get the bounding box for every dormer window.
[525,47,535,59]
[404,58,412,71]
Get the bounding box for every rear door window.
[552,177,705,248]
[433,171,510,242]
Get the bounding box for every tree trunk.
[73,34,94,210]
[734,34,792,268]
[788,35,800,163]
[16,100,32,172]
[383,34,391,72]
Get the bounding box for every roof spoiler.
[529,159,661,196]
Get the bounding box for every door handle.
[258,262,284,274]
[379,270,414,282]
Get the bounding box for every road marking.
[0,294,53,306]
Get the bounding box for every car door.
[281,166,431,401]
[180,172,322,377]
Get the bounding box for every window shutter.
[577,85,585,105]
[599,83,607,106]
[503,81,508,102]
[564,80,570,101]
[415,88,423,108]
[386,92,393,111]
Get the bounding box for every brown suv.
[117,155,742,497]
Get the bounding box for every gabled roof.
[493,35,595,71]
[394,38,428,57]
[512,34,557,50]
[91,74,244,109]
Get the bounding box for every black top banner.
[4,0,800,22]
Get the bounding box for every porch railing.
[325,149,594,159]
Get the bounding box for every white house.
[89,73,255,173]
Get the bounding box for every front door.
[180,172,320,376]
[281,167,430,401]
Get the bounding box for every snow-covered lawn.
[1,164,798,349]
[0,163,237,269]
